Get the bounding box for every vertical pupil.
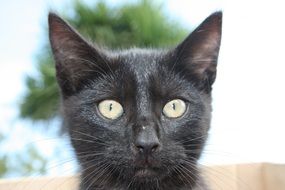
[109,103,113,111]
[172,103,176,110]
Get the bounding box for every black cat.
[49,11,222,190]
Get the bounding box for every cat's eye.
[98,100,123,120]
[163,99,186,118]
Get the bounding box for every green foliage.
[20,0,187,121]
[21,55,59,120]
[0,134,8,177]
[70,0,186,48]
[14,146,48,176]
[0,133,47,177]
[0,155,8,178]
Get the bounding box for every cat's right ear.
[173,12,222,92]
[49,13,108,96]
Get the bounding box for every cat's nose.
[135,139,160,154]
[134,126,160,155]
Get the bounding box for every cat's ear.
[175,12,222,91]
[48,13,108,96]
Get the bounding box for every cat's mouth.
[134,167,160,178]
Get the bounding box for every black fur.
[49,11,222,190]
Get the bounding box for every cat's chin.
[132,167,167,182]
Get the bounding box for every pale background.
[0,0,284,178]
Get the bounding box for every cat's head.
[49,12,222,189]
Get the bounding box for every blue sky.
[1,0,285,178]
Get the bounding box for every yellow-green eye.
[163,99,186,118]
[98,100,123,120]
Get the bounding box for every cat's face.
[49,12,221,189]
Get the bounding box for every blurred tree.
[0,155,8,178]
[0,133,48,177]
[0,133,8,177]
[13,146,48,176]
[20,0,187,122]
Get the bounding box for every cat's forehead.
[111,48,169,79]
[107,48,194,99]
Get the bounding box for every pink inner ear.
[174,12,221,86]
[49,14,67,43]
[190,14,221,73]
[191,34,220,75]
[49,13,82,53]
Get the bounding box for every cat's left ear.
[48,13,110,96]
[175,12,222,91]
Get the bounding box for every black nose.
[134,126,160,155]
[135,139,160,154]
